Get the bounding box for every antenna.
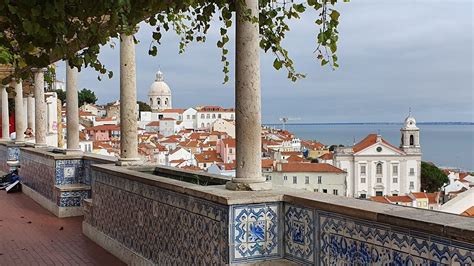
[279,117,301,130]
[408,107,412,116]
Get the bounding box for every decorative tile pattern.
[20,150,56,200]
[57,190,90,207]
[0,145,9,172]
[318,211,474,265]
[230,203,280,262]
[90,169,229,265]
[284,204,315,264]
[7,147,20,161]
[55,159,83,185]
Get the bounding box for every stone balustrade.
[83,164,474,265]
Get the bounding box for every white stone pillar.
[226,0,271,191]
[14,79,25,143]
[1,85,9,140]
[23,97,28,128]
[66,62,80,153]
[27,94,35,130]
[33,68,47,146]
[117,32,140,165]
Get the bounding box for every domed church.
[148,70,172,112]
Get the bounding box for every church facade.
[334,115,422,198]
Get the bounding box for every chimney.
[376,134,382,143]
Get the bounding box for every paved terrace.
[0,191,124,266]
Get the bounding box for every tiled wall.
[0,144,8,172]
[284,204,474,265]
[89,170,229,265]
[85,167,473,265]
[20,151,56,200]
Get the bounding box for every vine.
[0,0,348,84]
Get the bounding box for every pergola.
[0,0,341,191]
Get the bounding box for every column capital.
[31,67,47,73]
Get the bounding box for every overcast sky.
[56,0,473,123]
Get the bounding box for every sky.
[56,0,473,124]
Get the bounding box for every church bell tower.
[400,111,421,155]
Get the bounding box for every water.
[272,124,474,172]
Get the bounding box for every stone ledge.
[20,146,83,160]
[55,184,91,192]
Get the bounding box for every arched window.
[201,123,204,128]
[157,98,161,105]
[165,98,168,106]
[376,163,383,175]
[207,123,210,127]
[150,98,153,105]
[401,135,404,146]
[409,135,414,146]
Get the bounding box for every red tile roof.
[461,206,474,217]
[146,121,160,126]
[277,163,345,173]
[387,196,412,203]
[262,159,274,169]
[370,196,391,203]
[222,138,236,147]
[353,134,403,153]
[160,108,186,113]
[286,155,306,162]
[318,152,334,160]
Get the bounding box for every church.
[333,115,422,198]
[148,70,172,112]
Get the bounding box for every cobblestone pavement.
[0,190,125,266]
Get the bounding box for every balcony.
[1,142,473,265]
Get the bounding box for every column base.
[116,157,142,166]
[64,149,82,155]
[225,180,272,191]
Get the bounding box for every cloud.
[56,0,473,123]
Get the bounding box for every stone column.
[33,68,47,146]
[1,85,9,140]
[14,79,25,143]
[226,0,271,191]
[27,94,35,130]
[117,32,140,165]
[66,62,80,153]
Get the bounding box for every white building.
[334,115,422,198]
[212,118,235,138]
[267,162,347,195]
[182,108,198,129]
[196,106,235,130]
[148,70,172,112]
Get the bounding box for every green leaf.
[273,59,283,70]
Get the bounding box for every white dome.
[404,116,417,128]
[148,71,171,97]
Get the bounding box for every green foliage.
[78,88,98,105]
[420,161,449,193]
[54,89,66,103]
[0,0,348,83]
[137,101,152,112]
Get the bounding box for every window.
[229,149,233,154]
[201,123,204,128]
[360,194,367,199]
[376,178,382,183]
[393,165,398,176]
[361,178,366,183]
[203,163,207,168]
[187,115,190,119]
[360,165,366,175]
[393,178,398,183]
[206,114,210,119]
[409,181,414,190]
[218,114,222,119]
[293,176,297,184]
[157,98,161,105]
[212,114,216,119]
[392,193,398,196]
[305,176,309,184]
[192,115,196,119]
[376,163,383,175]
[314,189,319,192]
[284,176,287,181]
[375,191,383,196]
[333,189,338,195]
[317,176,322,184]
[150,98,153,105]
[409,135,414,145]
[323,189,327,193]
[266,176,272,181]
[201,114,204,119]
[231,114,234,119]
[409,168,415,176]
